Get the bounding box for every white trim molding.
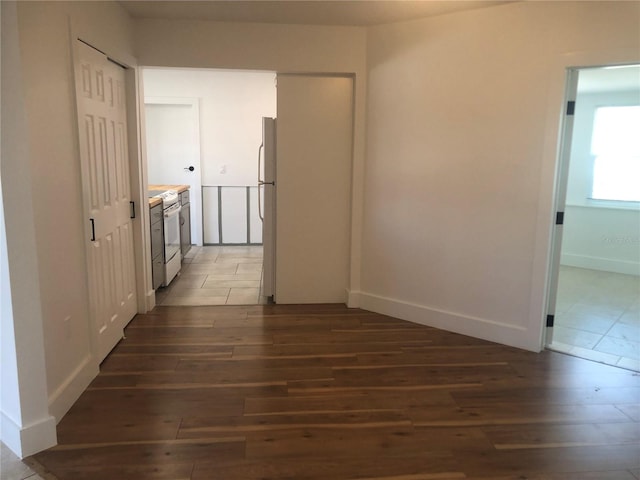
[561,254,640,277]
[47,355,98,423]
[346,289,361,308]
[359,292,537,352]
[1,411,56,459]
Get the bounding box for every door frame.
[544,63,640,349]
[535,50,640,351]
[543,68,579,347]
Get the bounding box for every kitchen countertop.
[148,184,190,208]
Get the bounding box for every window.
[590,105,640,202]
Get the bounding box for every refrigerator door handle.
[257,143,264,185]
[258,144,275,187]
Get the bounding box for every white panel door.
[145,99,202,246]
[275,75,353,303]
[74,41,137,362]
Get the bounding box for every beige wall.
[361,1,640,350]
[15,0,136,421]
[275,75,354,304]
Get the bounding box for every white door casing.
[544,69,579,346]
[74,40,137,362]
[275,75,354,304]
[144,98,203,246]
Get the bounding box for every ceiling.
[119,0,509,26]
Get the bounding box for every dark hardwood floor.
[31,305,640,479]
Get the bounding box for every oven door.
[163,203,182,262]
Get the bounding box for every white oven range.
[152,189,182,286]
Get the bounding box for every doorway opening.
[546,64,640,371]
[142,67,277,306]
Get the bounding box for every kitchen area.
[143,67,276,305]
[148,183,265,306]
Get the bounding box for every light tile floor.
[1,443,45,480]
[156,245,268,306]
[550,266,640,371]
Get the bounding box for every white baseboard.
[146,289,156,311]
[358,292,538,352]
[1,410,56,458]
[346,289,361,308]
[47,354,98,423]
[561,253,640,276]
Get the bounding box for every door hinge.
[546,314,555,327]
[566,100,576,116]
[130,201,136,219]
[555,211,564,225]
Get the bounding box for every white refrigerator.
[258,117,276,300]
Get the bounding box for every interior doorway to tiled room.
[547,65,640,371]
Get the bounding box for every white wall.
[362,1,640,351]
[12,0,136,433]
[563,89,640,275]
[562,206,640,275]
[144,69,276,187]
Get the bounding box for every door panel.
[145,100,202,246]
[75,41,137,362]
[275,75,353,304]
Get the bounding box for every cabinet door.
[150,218,164,260]
[180,203,191,257]
[152,254,164,290]
[150,203,163,225]
[150,204,165,290]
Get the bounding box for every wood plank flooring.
[31,305,640,479]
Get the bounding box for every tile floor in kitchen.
[155,245,269,306]
[550,265,640,371]
[1,442,44,480]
